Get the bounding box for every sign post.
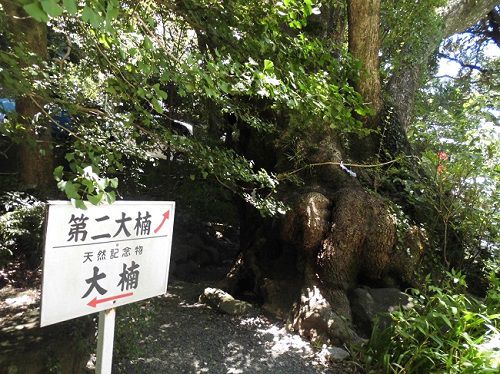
[40,200,175,373]
[96,308,116,374]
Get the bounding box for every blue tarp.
[0,100,73,136]
[0,98,15,113]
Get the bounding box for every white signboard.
[40,200,175,327]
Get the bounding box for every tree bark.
[440,0,499,36]
[347,0,383,118]
[346,0,383,160]
[1,1,54,192]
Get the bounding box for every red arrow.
[87,292,133,308]
[153,210,170,234]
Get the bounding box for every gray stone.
[170,243,194,263]
[195,250,212,266]
[195,246,220,266]
[350,287,410,335]
[328,347,350,361]
[199,288,253,316]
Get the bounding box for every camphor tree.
[0,0,498,346]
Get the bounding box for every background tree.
[0,0,53,192]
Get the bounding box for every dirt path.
[110,280,357,374]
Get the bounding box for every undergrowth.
[360,270,500,373]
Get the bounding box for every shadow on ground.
[112,281,358,374]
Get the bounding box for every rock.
[199,288,253,316]
[195,250,212,266]
[171,241,204,263]
[189,235,206,252]
[350,287,410,335]
[327,346,350,361]
[169,260,176,274]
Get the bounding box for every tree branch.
[439,0,499,37]
[384,0,497,135]
[437,52,488,73]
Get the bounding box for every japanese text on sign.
[40,201,175,327]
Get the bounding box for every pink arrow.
[153,210,170,234]
[87,292,133,308]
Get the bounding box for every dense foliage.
[1,0,370,214]
[362,272,500,373]
[0,192,44,267]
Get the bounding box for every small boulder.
[199,288,252,316]
[328,346,350,361]
[350,287,410,335]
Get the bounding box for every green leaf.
[104,191,116,204]
[263,59,274,72]
[152,99,163,114]
[106,0,119,24]
[41,0,64,17]
[65,152,75,162]
[137,87,146,98]
[71,199,87,210]
[109,177,119,188]
[64,181,80,199]
[82,6,102,28]
[143,37,154,50]
[23,2,49,23]
[355,107,367,116]
[153,84,168,99]
[82,179,95,194]
[53,165,64,180]
[157,89,168,99]
[88,192,104,205]
[62,0,78,14]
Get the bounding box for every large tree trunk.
[225,126,425,345]
[224,0,497,347]
[2,1,54,192]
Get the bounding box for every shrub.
[0,192,45,268]
[361,271,500,373]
